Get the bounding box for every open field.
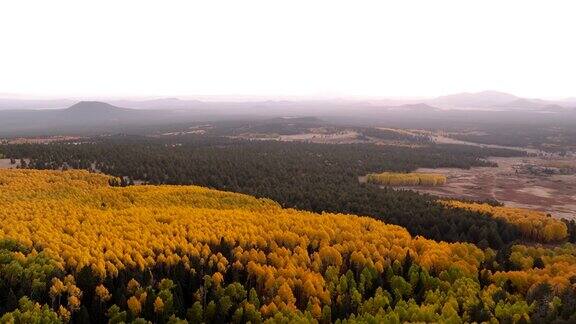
[432,133,545,155]
[396,156,576,220]
[278,130,361,143]
[228,128,367,144]
[0,159,17,169]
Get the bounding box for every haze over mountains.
[432,90,519,107]
[427,91,576,111]
[0,91,575,136]
[1,90,575,111]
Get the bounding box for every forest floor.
[395,156,576,220]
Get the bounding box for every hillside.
[64,101,133,115]
[1,135,529,249]
[0,170,575,322]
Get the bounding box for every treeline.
[0,135,531,249]
[443,201,569,243]
[1,170,575,323]
[366,172,446,186]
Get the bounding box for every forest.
[0,170,575,323]
[2,135,576,323]
[0,135,540,249]
[442,201,569,243]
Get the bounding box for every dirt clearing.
[385,156,576,220]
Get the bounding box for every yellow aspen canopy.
[366,172,447,186]
[0,169,575,323]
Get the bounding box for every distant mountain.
[431,91,519,108]
[426,91,576,112]
[1,94,576,136]
[63,101,135,120]
[0,101,172,136]
[58,101,161,126]
[1,92,574,113]
[66,101,129,112]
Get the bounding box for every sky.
[0,0,574,99]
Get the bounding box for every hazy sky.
[0,0,574,99]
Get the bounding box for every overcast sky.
[0,0,574,99]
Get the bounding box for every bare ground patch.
[0,159,18,169]
[372,156,576,220]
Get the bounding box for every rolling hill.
[0,169,575,322]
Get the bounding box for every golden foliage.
[3,169,576,322]
[366,172,446,186]
[49,278,65,300]
[493,243,576,293]
[153,297,164,314]
[95,284,111,302]
[67,296,80,312]
[127,279,141,295]
[127,296,141,315]
[0,169,485,307]
[442,201,568,242]
[58,305,71,322]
